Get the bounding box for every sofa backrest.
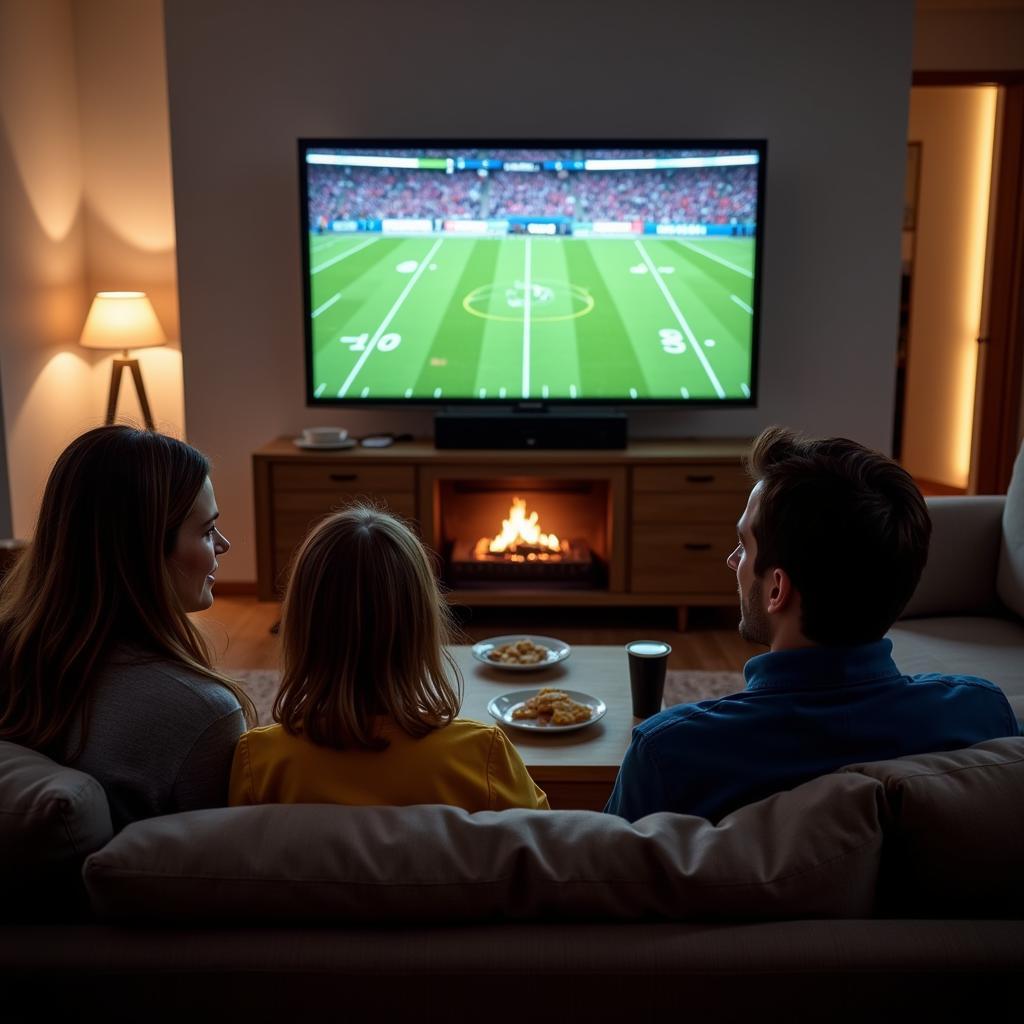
[0,740,113,921]
[997,441,1024,619]
[843,736,1024,918]
[900,495,1005,618]
[83,771,886,925]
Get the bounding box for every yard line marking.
[635,240,725,399]
[404,388,413,398]
[337,237,444,397]
[541,384,549,399]
[730,294,753,314]
[433,387,442,399]
[681,387,689,398]
[312,236,379,274]
[629,388,638,399]
[312,293,342,318]
[680,242,753,278]
[741,383,750,398]
[499,386,507,399]
[311,235,346,253]
[360,386,370,398]
[569,384,577,399]
[479,388,486,398]
[522,237,532,399]
[314,383,326,398]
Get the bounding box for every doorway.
[895,78,1024,495]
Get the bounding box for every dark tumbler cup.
[626,640,672,718]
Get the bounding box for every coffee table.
[449,644,639,810]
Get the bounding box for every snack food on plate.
[511,687,593,726]
[487,638,549,665]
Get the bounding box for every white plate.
[292,437,357,450]
[471,635,571,671]
[487,688,606,733]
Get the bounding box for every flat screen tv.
[299,139,765,407]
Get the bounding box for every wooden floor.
[196,596,760,673]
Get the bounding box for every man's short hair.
[746,426,931,646]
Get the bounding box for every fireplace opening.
[438,479,610,590]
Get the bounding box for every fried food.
[511,687,593,726]
[487,638,549,665]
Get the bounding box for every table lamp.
[79,291,167,430]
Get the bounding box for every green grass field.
[307,233,756,401]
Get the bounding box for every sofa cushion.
[0,740,113,921]
[887,616,1024,721]
[997,441,1024,619]
[842,737,1024,918]
[84,771,884,925]
[0,740,113,866]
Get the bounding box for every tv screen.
[300,140,764,406]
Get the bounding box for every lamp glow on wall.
[79,291,166,430]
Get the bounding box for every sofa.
[1,447,1022,1020]
[890,440,1024,723]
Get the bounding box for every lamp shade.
[79,291,167,351]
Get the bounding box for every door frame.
[911,71,1024,493]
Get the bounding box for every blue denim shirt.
[604,638,1019,823]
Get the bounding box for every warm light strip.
[952,87,998,485]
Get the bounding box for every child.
[229,505,549,812]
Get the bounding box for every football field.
[307,233,757,401]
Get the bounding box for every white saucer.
[292,437,357,450]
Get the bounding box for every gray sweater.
[62,648,244,831]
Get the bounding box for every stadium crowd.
[308,162,757,226]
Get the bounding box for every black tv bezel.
[298,137,766,410]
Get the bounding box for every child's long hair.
[274,505,462,750]
[0,426,255,757]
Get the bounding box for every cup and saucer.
[292,426,356,451]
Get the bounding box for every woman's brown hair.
[0,425,255,756]
[274,505,462,750]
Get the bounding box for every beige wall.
[73,0,184,437]
[0,0,180,539]
[902,86,998,488]
[166,0,916,582]
[0,0,94,538]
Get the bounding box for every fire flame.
[474,497,568,561]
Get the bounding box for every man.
[604,426,1019,823]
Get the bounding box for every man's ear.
[766,567,795,614]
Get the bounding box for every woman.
[230,505,548,812]
[0,426,254,830]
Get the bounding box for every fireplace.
[437,478,611,590]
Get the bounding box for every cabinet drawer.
[273,491,417,516]
[630,524,737,594]
[273,494,418,548]
[633,490,746,525]
[273,463,415,493]
[633,464,748,494]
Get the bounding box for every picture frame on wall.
[904,141,922,231]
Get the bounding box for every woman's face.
[167,476,229,612]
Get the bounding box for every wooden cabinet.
[254,439,749,614]
[630,463,750,597]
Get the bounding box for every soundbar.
[434,409,628,450]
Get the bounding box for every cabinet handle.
[329,473,358,482]
[685,474,715,484]
[683,542,713,551]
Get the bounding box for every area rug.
[663,669,745,707]
[230,667,746,725]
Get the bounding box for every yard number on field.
[659,328,686,354]
[341,332,402,353]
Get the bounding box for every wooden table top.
[450,644,642,782]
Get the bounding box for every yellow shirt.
[229,717,550,812]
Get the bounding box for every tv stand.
[434,407,627,449]
[253,438,751,624]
